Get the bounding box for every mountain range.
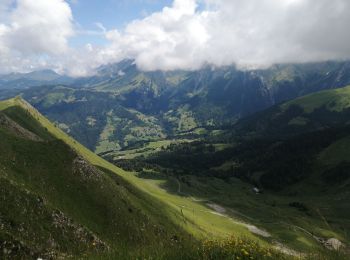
[0,70,74,90]
[1,61,350,258]
[1,60,348,155]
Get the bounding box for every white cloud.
[8,0,73,54]
[118,70,125,76]
[0,0,73,73]
[99,0,210,71]
[1,0,350,76]
[97,0,350,72]
[201,0,350,68]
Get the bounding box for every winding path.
[172,177,338,256]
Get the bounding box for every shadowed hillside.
[1,97,297,259]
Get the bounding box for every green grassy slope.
[2,97,294,259]
[119,86,350,255]
[234,85,350,137]
[228,85,350,192]
[282,85,350,113]
[116,134,350,255]
[0,98,200,258]
[226,87,350,246]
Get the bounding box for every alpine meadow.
[0,0,350,259]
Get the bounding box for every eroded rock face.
[0,235,35,259]
[52,210,107,252]
[72,156,102,181]
[325,238,343,250]
[0,113,42,142]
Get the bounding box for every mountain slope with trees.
[5,60,349,155]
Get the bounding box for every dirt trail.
[173,178,343,255]
[173,178,315,256]
[206,203,226,214]
[246,224,271,238]
[206,203,272,238]
[273,242,302,257]
[175,178,271,238]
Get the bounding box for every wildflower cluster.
[199,235,285,260]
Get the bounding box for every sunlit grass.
[7,97,263,242]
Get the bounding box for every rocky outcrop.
[52,210,107,251]
[72,156,102,181]
[324,238,343,250]
[0,113,42,142]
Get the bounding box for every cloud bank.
[0,0,73,73]
[1,0,350,76]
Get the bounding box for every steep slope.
[16,61,350,155]
[1,97,290,259]
[235,85,350,137]
[0,98,194,258]
[20,86,168,152]
[196,86,350,197]
[84,61,350,118]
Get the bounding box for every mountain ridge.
[1,97,292,258]
[7,60,348,155]
[0,70,74,90]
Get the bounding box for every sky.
[0,0,350,76]
[68,0,173,46]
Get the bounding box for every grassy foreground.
[1,97,347,259]
[9,97,261,241]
